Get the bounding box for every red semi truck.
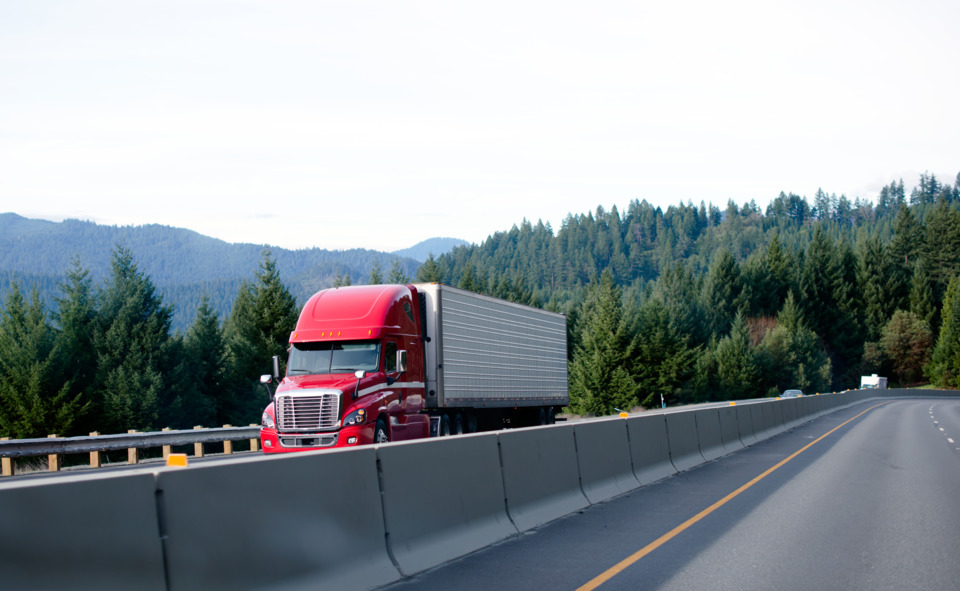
[259,283,569,452]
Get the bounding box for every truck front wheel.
[374,418,389,444]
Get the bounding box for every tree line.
[418,172,960,415]
[2,170,959,436]
[0,247,299,439]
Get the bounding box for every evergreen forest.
[2,170,960,439]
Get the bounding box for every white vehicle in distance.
[781,389,803,398]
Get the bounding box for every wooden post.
[161,427,172,460]
[223,425,233,455]
[48,434,60,472]
[1,437,12,477]
[89,432,102,468]
[127,430,139,465]
[193,426,204,458]
[249,424,260,452]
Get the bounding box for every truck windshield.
[287,341,380,376]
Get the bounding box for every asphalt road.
[379,399,960,591]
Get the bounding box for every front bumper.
[260,424,374,453]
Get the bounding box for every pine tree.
[568,271,639,415]
[163,296,223,428]
[332,272,352,287]
[416,254,444,283]
[52,258,98,431]
[368,257,384,285]
[798,225,839,341]
[909,259,938,333]
[928,276,960,387]
[387,257,409,284]
[458,264,479,293]
[714,313,761,400]
[756,293,832,394]
[857,235,891,341]
[888,205,921,310]
[702,249,747,337]
[223,250,300,425]
[920,199,960,292]
[0,283,88,438]
[93,245,174,432]
[633,298,698,407]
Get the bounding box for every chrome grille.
[276,392,341,431]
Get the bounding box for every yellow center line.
[577,401,894,591]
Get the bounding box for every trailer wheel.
[465,412,478,433]
[439,414,451,436]
[451,412,464,435]
[546,407,556,425]
[536,407,548,426]
[374,418,389,444]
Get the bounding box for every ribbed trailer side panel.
[419,284,568,409]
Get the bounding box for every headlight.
[343,408,367,427]
[261,411,275,429]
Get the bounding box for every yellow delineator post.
[127,430,139,465]
[48,434,60,472]
[249,424,260,452]
[193,426,204,458]
[1,437,12,476]
[89,432,102,468]
[223,425,233,455]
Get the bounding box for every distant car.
[782,389,803,398]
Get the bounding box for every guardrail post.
[127,430,139,465]
[194,426,204,458]
[223,425,233,455]
[1,437,12,476]
[89,432,102,468]
[249,424,260,452]
[162,427,172,460]
[48,434,61,472]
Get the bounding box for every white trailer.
[416,283,568,427]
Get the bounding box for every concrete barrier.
[762,401,784,438]
[799,396,818,420]
[498,424,589,532]
[780,398,800,430]
[717,406,744,452]
[665,411,703,472]
[626,414,677,485]
[574,419,640,504]
[749,402,770,441]
[0,472,166,591]
[377,433,517,576]
[158,448,399,591]
[736,404,759,445]
[693,409,725,462]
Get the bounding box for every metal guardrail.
[0,425,262,477]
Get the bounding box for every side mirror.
[260,374,274,401]
[397,350,408,373]
[353,370,366,400]
[272,355,281,380]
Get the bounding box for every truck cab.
[259,284,430,452]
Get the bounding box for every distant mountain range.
[0,213,467,330]
[392,237,468,262]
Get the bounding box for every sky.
[1,1,958,253]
